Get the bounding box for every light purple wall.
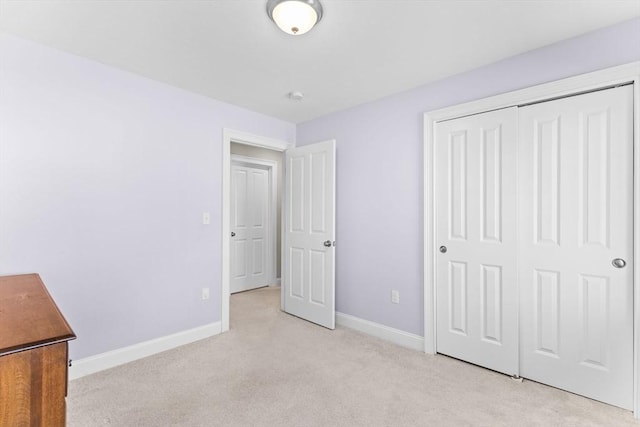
[296,18,640,336]
[0,34,295,359]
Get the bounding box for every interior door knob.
[439,246,447,253]
[323,240,332,247]
[231,232,236,237]
[612,258,626,268]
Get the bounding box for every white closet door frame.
[423,61,640,418]
[231,154,278,292]
[222,129,294,332]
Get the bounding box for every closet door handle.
[612,258,626,268]
[231,232,236,237]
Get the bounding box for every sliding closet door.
[435,107,519,376]
[518,85,634,409]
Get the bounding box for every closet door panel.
[518,85,634,410]
[435,107,519,376]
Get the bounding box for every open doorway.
[230,143,283,294]
[222,129,337,332]
[221,129,293,332]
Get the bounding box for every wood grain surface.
[0,274,75,356]
[0,274,75,426]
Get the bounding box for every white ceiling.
[1,1,639,123]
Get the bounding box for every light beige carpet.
[68,287,636,426]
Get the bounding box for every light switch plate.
[391,290,400,304]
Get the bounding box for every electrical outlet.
[391,290,400,304]
[202,212,210,225]
[201,287,210,300]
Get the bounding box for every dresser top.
[0,274,76,356]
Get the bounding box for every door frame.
[230,154,278,293]
[423,61,640,417]
[222,128,294,332]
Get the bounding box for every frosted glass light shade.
[267,0,323,35]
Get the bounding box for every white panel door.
[519,85,633,409]
[435,107,519,375]
[230,163,270,293]
[283,140,336,329]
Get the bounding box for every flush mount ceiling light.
[267,0,323,35]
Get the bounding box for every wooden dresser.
[0,274,76,426]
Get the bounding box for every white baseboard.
[69,322,221,380]
[269,278,281,287]
[336,312,424,352]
